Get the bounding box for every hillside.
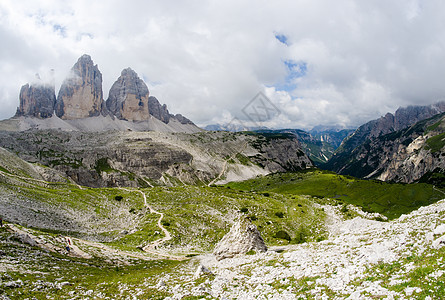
[0,130,312,188]
[0,158,444,298]
[325,102,445,176]
[323,113,445,183]
[255,128,354,166]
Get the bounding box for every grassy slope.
[0,225,179,299]
[0,172,328,253]
[225,169,444,220]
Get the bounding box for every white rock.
[434,224,445,235]
[432,234,445,249]
[194,264,213,279]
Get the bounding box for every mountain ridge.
[324,101,445,176]
[8,54,197,133]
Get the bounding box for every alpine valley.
[1,55,445,300]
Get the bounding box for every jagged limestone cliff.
[15,74,56,118]
[106,68,150,121]
[55,54,105,119]
[325,113,445,183]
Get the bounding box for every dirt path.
[208,142,248,186]
[433,186,445,196]
[1,169,183,261]
[120,188,184,260]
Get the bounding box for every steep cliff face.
[106,68,150,121]
[16,81,56,118]
[55,54,105,120]
[0,130,312,188]
[325,102,445,173]
[148,96,170,123]
[326,113,445,183]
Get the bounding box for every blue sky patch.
[53,24,67,37]
[275,34,288,45]
[274,60,307,92]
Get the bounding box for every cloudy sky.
[1,0,445,130]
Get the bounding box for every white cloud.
[1,0,445,130]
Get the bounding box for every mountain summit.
[55,54,105,120]
[8,54,199,133]
[15,73,56,119]
[106,68,150,121]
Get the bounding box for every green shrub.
[95,158,114,174]
[115,195,123,201]
[240,207,248,213]
[274,230,291,241]
[275,212,284,218]
[292,226,308,244]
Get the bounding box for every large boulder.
[106,68,150,121]
[213,217,267,260]
[55,54,105,120]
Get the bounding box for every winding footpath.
[0,169,184,261]
[120,188,184,260]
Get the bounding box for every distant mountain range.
[204,124,355,165]
[323,102,445,183]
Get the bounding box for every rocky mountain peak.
[15,73,56,119]
[106,68,150,121]
[148,96,170,124]
[55,54,105,120]
[10,54,198,131]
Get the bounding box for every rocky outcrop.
[15,74,56,118]
[106,68,150,121]
[213,218,267,260]
[174,114,194,125]
[147,96,195,125]
[148,96,170,123]
[55,54,105,120]
[249,133,313,172]
[325,102,445,173]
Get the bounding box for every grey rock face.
[174,114,194,125]
[326,112,445,183]
[55,54,104,120]
[16,80,56,118]
[148,96,170,123]
[249,135,313,172]
[0,129,312,188]
[325,102,445,174]
[13,54,197,127]
[147,96,196,125]
[213,218,267,260]
[106,68,150,121]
